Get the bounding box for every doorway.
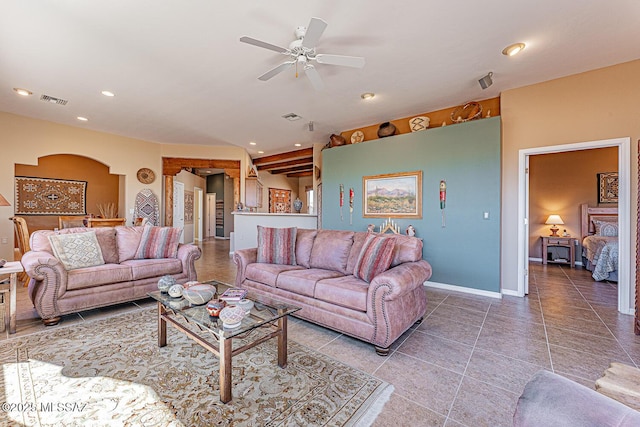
[173,181,185,244]
[517,137,631,313]
[206,194,216,238]
[194,187,203,242]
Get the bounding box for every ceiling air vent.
[40,94,68,105]
[282,113,302,121]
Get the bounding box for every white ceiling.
[2,1,639,157]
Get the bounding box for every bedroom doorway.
[517,137,631,314]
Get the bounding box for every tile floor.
[3,238,639,426]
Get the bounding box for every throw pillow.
[48,231,105,270]
[256,226,297,265]
[353,234,396,283]
[135,226,182,259]
[593,219,618,237]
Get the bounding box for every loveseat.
[233,228,432,355]
[22,225,201,325]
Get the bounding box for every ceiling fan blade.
[301,17,328,49]
[258,61,295,81]
[315,54,365,68]
[304,65,324,91]
[240,36,289,54]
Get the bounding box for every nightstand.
[541,236,577,268]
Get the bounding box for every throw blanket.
[582,236,618,281]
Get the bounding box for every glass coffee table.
[148,281,300,403]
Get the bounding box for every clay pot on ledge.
[377,122,397,138]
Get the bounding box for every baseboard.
[501,289,521,297]
[424,281,502,299]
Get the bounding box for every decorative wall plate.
[351,130,365,143]
[136,168,155,184]
[409,116,430,132]
[450,102,482,123]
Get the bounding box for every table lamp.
[0,193,9,207]
[545,214,564,237]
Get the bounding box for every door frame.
[517,137,631,313]
[194,187,203,241]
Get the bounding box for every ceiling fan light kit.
[240,17,365,90]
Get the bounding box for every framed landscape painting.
[363,171,422,218]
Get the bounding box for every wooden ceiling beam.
[286,171,313,178]
[252,148,313,165]
[270,165,313,175]
[257,157,313,171]
[162,157,240,176]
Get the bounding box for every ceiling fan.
[240,17,365,90]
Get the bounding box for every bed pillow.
[353,234,396,283]
[135,226,182,259]
[256,226,297,265]
[593,219,618,237]
[48,231,105,270]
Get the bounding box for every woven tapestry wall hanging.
[184,190,194,224]
[15,177,87,215]
[269,188,291,213]
[597,172,618,204]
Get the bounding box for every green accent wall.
[322,117,501,292]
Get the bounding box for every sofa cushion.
[48,231,106,271]
[121,258,183,280]
[66,263,133,290]
[245,263,304,288]
[309,230,354,274]
[346,232,369,274]
[276,268,344,297]
[135,226,182,259]
[353,234,396,283]
[31,227,120,265]
[295,229,317,268]
[256,226,297,265]
[116,226,145,262]
[390,234,424,267]
[315,275,369,312]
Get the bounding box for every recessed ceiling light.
[294,143,302,147]
[249,142,257,146]
[101,90,115,97]
[502,43,526,57]
[360,93,375,100]
[13,88,32,96]
[77,116,89,121]
[258,150,264,154]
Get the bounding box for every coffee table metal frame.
[148,283,299,403]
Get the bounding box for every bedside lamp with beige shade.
[545,214,564,237]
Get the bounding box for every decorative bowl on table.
[219,305,246,328]
[168,284,184,298]
[206,299,226,317]
[237,299,254,314]
[157,275,177,293]
[182,284,216,305]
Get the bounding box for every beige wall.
[0,111,245,260]
[528,147,618,259]
[501,59,640,301]
[253,172,300,213]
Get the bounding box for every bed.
[580,203,619,282]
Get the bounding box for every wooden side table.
[541,236,577,268]
[0,261,24,334]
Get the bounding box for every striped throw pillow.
[353,234,396,283]
[256,226,297,265]
[135,226,182,259]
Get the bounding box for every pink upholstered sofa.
[22,226,201,325]
[233,229,432,355]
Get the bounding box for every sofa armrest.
[21,250,69,320]
[369,260,433,301]
[233,248,257,287]
[177,244,202,281]
[514,370,640,426]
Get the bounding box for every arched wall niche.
[14,153,122,233]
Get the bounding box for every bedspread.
[582,235,618,281]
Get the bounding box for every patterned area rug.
[0,308,392,426]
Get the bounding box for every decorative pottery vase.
[237,299,254,314]
[157,275,177,293]
[206,299,226,317]
[219,305,246,328]
[406,225,416,237]
[182,284,216,305]
[168,284,184,298]
[377,122,397,138]
[293,198,303,213]
[329,134,347,147]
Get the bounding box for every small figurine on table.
[406,225,416,237]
